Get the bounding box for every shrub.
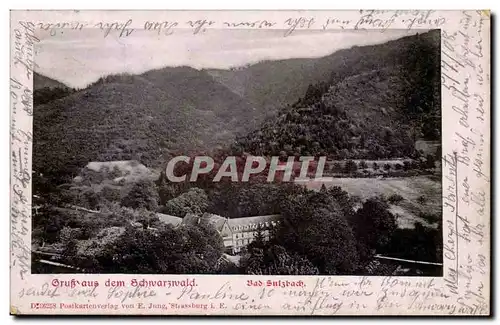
[359,160,368,169]
[383,163,391,171]
[332,162,342,173]
[345,160,358,173]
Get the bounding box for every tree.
[383,222,443,264]
[359,160,368,169]
[424,154,436,169]
[158,184,177,206]
[276,190,361,274]
[351,198,397,254]
[94,222,223,274]
[373,162,379,170]
[308,208,360,274]
[156,170,178,205]
[100,186,121,203]
[81,189,100,210]
[383,163,392,171]
[344,160,357,173]
[242,244,319,275]
[403,161,411,171]
[121,179,159,211]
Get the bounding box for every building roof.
[228,214,281,231]
[156,213,183,227]
[178,212,282,233]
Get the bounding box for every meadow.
[300,175,441,229]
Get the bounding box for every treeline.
[33,176,442,275]
[33,205,226,274]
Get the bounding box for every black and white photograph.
[31,27,442,276]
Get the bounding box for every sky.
[35,28,418,89]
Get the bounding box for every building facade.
[158,212,282,255]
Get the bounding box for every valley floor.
[298,175,441,229]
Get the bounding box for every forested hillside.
[33,67,259,184]
[207,31,440,116]
[232,30,441,159]
[34,71,69,90]
[33,30,440,185]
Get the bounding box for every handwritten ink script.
[34,11,447,38]
[11,20,35,283]
[10,10,489,316]
[12,273,488,315]
[441,10,490,316]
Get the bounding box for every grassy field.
[300,175,441,229]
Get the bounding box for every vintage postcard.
[10,10,490,315]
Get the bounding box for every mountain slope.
[232,30,441,159]
[207,30,440,115]
[34,72,69,90]
[33,30,440,186]
[33,67,258,184]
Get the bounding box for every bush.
[329,162,339,172]
[424,154,436,169]
[395,163,403,170]
[383,163,391,171]
[372,162,379,170]
[359,160,368,169]
[419,212,440,224]
[417,195,426,204]
[344,160,358,173]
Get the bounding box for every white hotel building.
[157,212,282,254]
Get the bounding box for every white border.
[6,3,492,318]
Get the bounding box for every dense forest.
[33,178,442,275]
[33,67,261,186]
[232,30,441,159]
[32,30,442,276]
[33,30,440,187]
